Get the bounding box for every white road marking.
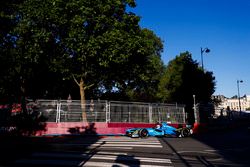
[97,141,161,144]
[32,152,171,164]
[75,141,161,145]
[100,146,133,149]
[80,161,173,167]
[89,143,162,148]
[14,137,168,166]
[15,159,80,166]
[204,149,219,152]
[99,137,160,142]
[53,143,162,148]
[15,153,172,167]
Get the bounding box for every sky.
[129,0,250,98]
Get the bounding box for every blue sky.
[129,0,250,98]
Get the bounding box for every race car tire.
[126,132,132,137]
[139,129,148,138]
[181,128,190,137]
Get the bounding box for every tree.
[95,28,164,102]
[157,52,216,123]
[0,0,80,105]
[0,0,25,101]
[122,29,164,102]
[9,0,164,121]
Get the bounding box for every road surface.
[0,129,249,166]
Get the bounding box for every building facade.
[214,95,250,111]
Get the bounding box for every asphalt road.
[0,128,249,167]
[161,128,250,167]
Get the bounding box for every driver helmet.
[156,124,161,129]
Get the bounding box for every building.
[214,95,250,111]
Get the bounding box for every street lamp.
[200,47,210,70]
[237,80,243,113]
[193,95,197,123]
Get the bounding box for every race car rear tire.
[139,129,148,138]
[181,128,190,137]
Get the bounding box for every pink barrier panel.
[37,122,185,136]
[37,122,122,135]
[107,122,156,128]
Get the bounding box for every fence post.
[128,111,131,122]
[149,104,152,123]
[183,108,186,124]
[56,101,58,123]
[106,101,110,123]
[56,101,61,123]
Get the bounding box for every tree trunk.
[79,78,87,122]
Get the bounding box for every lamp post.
[200,47,210,70]
[237,80,243,113]
[193,95,197,123]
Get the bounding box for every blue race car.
[126,122,193,138]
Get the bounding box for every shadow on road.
[113,154,140,167]
[192,127,250,166]
[0,122,101,166]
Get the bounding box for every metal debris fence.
[32,100,186,124]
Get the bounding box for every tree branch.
[72,74,80,86]
[84,83,94,90]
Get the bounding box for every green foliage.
[1,0,215,106]
[0,0,164,102]
[123,29,164,102]
[157,52,216,124]
[0,0,23,97]
[157,52,216,104]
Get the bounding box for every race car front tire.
[126,132,132,137]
